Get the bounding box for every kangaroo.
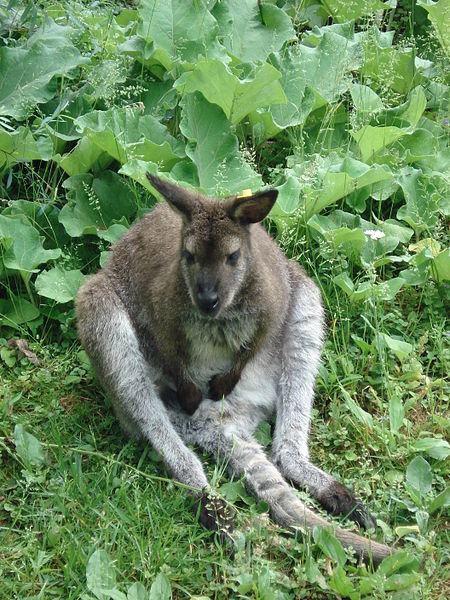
[76,173,393,565]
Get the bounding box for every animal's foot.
[177,380,202,415]
[209,370,240,401]
[319,480,376,530]
[193,491,235,548]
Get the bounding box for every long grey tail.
[227,438,392,566]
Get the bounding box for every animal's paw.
[193,491,235,550]
[319,480,376,530]
[209,370,240,401]
[177,380,202,415]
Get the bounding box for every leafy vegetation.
[0,0,448,598]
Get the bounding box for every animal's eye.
[227,249,240,265]
[182,250,195,264]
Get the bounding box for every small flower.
[443,118,449,127]
[364,229,385,241]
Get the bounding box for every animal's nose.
[196,285,219,314]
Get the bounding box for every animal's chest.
[183,318,254,388]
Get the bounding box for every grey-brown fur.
[76,174,393,565]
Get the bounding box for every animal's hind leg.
[271,273,375,529]
[76,272,209,492]
[167,402,318,528]
[167,400,390,565]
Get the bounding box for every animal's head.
[146,173,278,318]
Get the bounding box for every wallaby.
[76,173,393,565]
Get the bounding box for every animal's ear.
[226,190,278,225]
[146,172,197,222]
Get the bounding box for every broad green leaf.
[98,224,129,244]
[236,572,254,594]
[119,160,160,190]
[384,573,421,591]
[329,227,367,253]
[323,0,388,22]
[86,549,117,599]
[141,81,178,120]
[248,108,283,141]
[350,83,384,114]
[59,171,137,238]
[149,572,171,600]
[396,129,436,163]
[418,0,450,57]
[329,566,355,596]
[0,296,40,327]
[313,527,347,567]
[416,509,429,533]
[175,60,286,125]
[333,272,354,296]
[309,217,368,256]
[395,525,420,538]
[406,456,432,495]
[389,393,404,433]
[212,0,295,63]
[377,551,421,576]
[304,555,327,588]
[411,438,450,460]
[429,488,450,514]
[373,218,413,244]
[127,583,149,600]
[219,480,248,504]
[311,209,407,267]
[339,384,373,428]
[266,48,317,129]
[35,267,87,303]
[351,125,407,162]
[1,347,16,367]
[360,29,418,94]
[0,215,61,273]
[137,0,226,69]
[396,87,427,127]
[409,238,441,256]
[0,127,53,168]
[372,277,406,301]
[299,29,364,106]
[14,424,46,467]
[274,176,302,215]
[0,20,88,120]
[396,168,440,231]
[432,249,450,282]
[179,93,262,195]
[254,421,272,448]
[375,86,428,129]
[1,200,69,250]
[74,108,184,169]
[298,156,392,217]
[58,137,111,176]
[379,332,413,360]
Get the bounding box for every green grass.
[1,267,448,598]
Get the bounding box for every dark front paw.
[193,491,234,548]
[177,381,202,415]
[209,370,240,401]
[319,481,376,530]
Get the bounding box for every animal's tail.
[227,437,393,566]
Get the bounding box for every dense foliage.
[0,1,448,598]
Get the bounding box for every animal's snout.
[195,284,219,315]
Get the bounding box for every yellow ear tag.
[237,189,252,198]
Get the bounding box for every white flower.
[364,229,385,241]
